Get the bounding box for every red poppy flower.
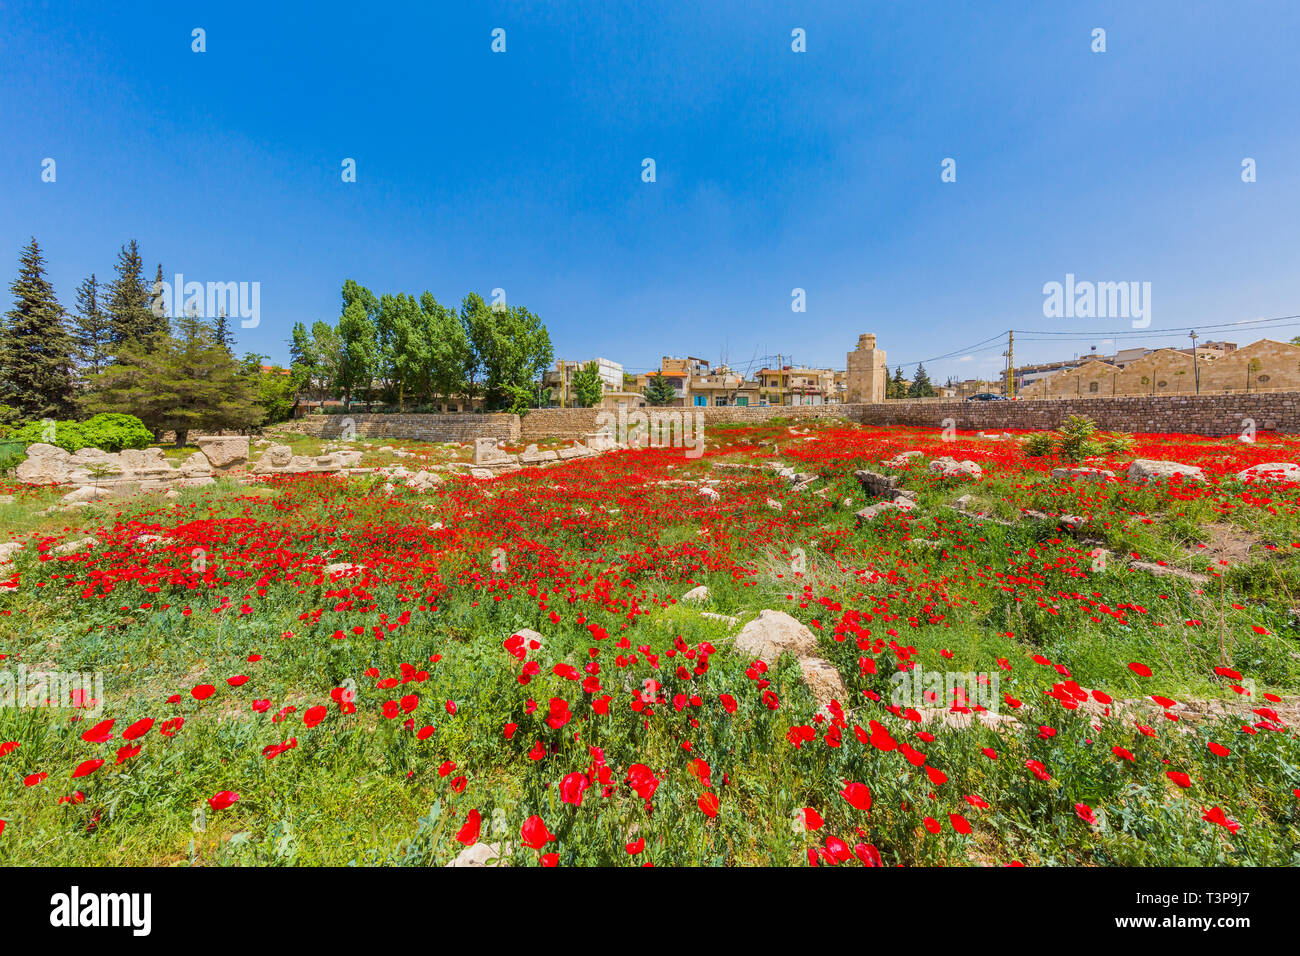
[841,781,872,812]
[1201,806,1240,833]
[207,790,240,811]
[520,814,554,850]
[854,842,881,866]
[122,718,154,740]
[456,809,481,845]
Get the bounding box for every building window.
[1258,374,1271,383]
[1088,381,1099,392]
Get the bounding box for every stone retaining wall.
[271,413,520,443]
[264,394,1300,445]
[519,404,871,441]
[853,393,1299,437]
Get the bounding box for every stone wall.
[853,393,1300,436]
[518,404,873,441]
[263,394,1300,446]
[270,413,520,443]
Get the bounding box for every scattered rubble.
[733,609,845,707]
[883,451,923,468]
[447,842,509,867]
[855,497,917,523]
[1236,462,1300,483]
[928,457,983,480]
[1051,466,1116,483]
[1127,459,1205,484]
[681,585,710,603]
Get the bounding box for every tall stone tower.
[846,333,886,403]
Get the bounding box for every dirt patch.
[1188,523,1263,568]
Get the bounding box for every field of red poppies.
[1,421,1298,866]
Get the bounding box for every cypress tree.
[0,237,76,420]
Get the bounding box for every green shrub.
[11,413,154,453]
[1056,414,1099,463]
[1023,416,1134,463]
[1022,431,1056,457]
[1097,431,1135,455]
[0,440,25,472]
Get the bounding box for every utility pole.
[560,358,566,408]
[1189,330,1200,394]
[777,353,783,406]
[1004,330,1015,399]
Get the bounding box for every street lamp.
[1189,330,1200,394]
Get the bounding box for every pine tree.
[71,273,112,376]
[0,237,76,420]
[84,313,261,446]
[106,240,164,353]
[644,371,676,406]
[908,362,935,398]
[888,366,906,399]
[211,310,236,354]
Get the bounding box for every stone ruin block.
[471,437,520,470]
[557,441,593,460]
[584,432,616,452]
[520,444,558,464]
[194,435,250,471]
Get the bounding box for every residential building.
[689,365,760,406]
[543,357,625,407]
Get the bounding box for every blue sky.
[2,1,1298,382]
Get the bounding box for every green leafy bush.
[1022,431,1056,457]
[1023,416,1133,464]
[1056,414,1098,463]
[1097,431,1135,455]
[11,413,154,453]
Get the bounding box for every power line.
[1011,313,1300,338]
